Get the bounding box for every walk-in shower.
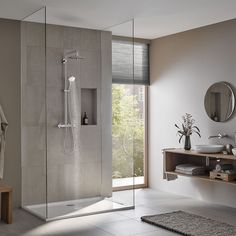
[21,7,135,221]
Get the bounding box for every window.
[112,38,149,189]
[112,84,147,189]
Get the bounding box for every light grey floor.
[1,189,236,236]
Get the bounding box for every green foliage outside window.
[112,84,144,179]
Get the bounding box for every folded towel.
[175,164,206,176]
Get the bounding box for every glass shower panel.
[21,7,47,219]
[21,8,134,220]
[109,20,135,208]
[46,24,110,219]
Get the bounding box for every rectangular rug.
[141,211,236,236]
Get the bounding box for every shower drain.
[66,204,75,207]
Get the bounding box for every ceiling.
[0,0,236,39]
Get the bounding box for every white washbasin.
[194,145,224,154]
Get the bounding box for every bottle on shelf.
[82,112,89,125]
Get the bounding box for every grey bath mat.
[141,211,236,236]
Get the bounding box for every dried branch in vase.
[175,113,201,144]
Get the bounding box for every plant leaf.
[178,130,185,135]
[175,124,180,129]
[193,126,200,132]
[193,130,201,138]
[179,134,184,143]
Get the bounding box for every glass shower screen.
[21,7,47,219]
[21,8,135,220]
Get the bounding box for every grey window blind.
[112,40,150,85]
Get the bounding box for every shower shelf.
[81,88,97,125]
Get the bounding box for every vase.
[184,135,191,150]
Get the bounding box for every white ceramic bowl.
[194,145,224,154]
[232,148,236,156]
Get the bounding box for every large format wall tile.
[22,85,45,126]
[46,87,64,126]
[46,47,63,88]
[47,162,102,202]
[77,161,102,197]
[22,126,46,167]
[63,26,82,50]
[26,46,45,86]
[46,24,64,49]
[79,50,101,88]
[22,165,46,205]
[25,22,45,47]
[80,29,101,52]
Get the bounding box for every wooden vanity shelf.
[163,148,236,186]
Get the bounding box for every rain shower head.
[62,50,84,63]
[68,55,83,60]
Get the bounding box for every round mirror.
[204,82,235,122]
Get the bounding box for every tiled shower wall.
[21,22,112,205]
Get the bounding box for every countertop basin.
[194,145,224,154]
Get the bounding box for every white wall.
[149,19,236,207]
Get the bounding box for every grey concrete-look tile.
[46,47,64,88]
[80,28,101,52]
[81,212,130,227]
[101,160,113,197]
[23,218,113,236]
[47,163,80,202]
[96,218,157,236]
[22,84,45,126]
[22,165,46,205]
[26,46,46,86]
[26,22,45,47]
[4,189,236,235]
[0,209,43,236]
[131,229,179,236]
[63,26,82,49]
[46,24,64,49]
[79,50,101,88]
[117,205,169,220]
[46,87,64,126]
[21,126,46,167]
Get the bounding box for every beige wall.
[0,19,21,207]
[149,19,236,207]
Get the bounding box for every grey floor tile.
[2,189,236,235]
[23,217,113,236]
[96,218,157,236]
[117,205,170,219]
[131,228,179,236]
[81,212,130,226]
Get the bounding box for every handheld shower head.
[67,76,76,91]
[68,76,76,82]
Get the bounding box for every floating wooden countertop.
[163,148,236,186]
[163,148,236,160]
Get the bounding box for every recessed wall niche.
[81,88,97,125]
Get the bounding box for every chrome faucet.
[208,133,228,139]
